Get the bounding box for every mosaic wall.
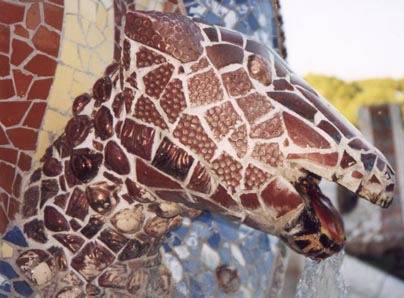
[0,1,288,297]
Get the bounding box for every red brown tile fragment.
[204,27,218,42]
[206,44,244,70]
[220,28,243,47]
[261,178,303,218]
[134,95,168,129]
[317,120,341,144]
[7,197,19,219]
[187,162,212,194]
[44,206,70,232]
[125,11,203,63]
[283,112,331,149]
[105,140,130,175]
[0,54,9,77]
[12,173,22,198]
[119,119,155,160]
[229,125,248,158]
[0,147,18,164]
[0,24,10,53]
[273,79,293,91]
[13,70,33,97]
[0,101,30,126]
[245,39,270,62]
[222,68,253,97]
[7,127,37,150]
[244,164,271,190]
[0,161,15,194]
[44,2,63,30]
[210,184,240,211]
[188,69,224,106]
[23,102,47,128]
[250,113,283,139]
[269,92,317,122]
[160,78,187,123]
[27,78,54,100]
[173,114,217,161]
[136,158,181,189]
[252,142,283,167]
[205,101,241,140]
[25,54,57,76]
[0,206,9,234]
[240,193,261,210]
[212,152,242,193]
[26,2,41,30]
[18,152,32,171]
[0,127,8,145]
[340,151,356,169]
[0,78,15,99]
[32,25,60,56]
[236,92,273,124]
[11,39,33,66]
[191,57,209,72]
[14,25,29,38]
[247,54,272,86]
[287,152,339,167]
[0,1,24,24]
[143,63,174,99]
[136,46,166,68]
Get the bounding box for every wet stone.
[65,115,92,147]
[111,205,144,234]
[86,182,119,215]
[71,242,115,281]
[23,219,48,243]
[40,179,59,208]
[105,140,130,175]
[93,76,112,102]
[43,157,63,177]
[66,187,88,220]
[73,93,92,115]
[70,149,103,183]
[98,228,128,253]
[22,186,39,218]
[81,215,105,239]
[98,263,128,289]
[44,206,70,232]
[94,106,113,140]
[118,239,149,261]
[152,137,194,181]
[53,234,85,253]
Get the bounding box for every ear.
[124,11,204,63]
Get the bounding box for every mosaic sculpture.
[1,10,395,297]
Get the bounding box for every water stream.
[295,250,348,298]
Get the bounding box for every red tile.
[23,101,46,128]
[0,79,15,99]
[13,69,33,98]
[0,162,15,194]
[44,2,63,30]
[18,152,32,171]
[0,54,10,77]
[0,127,8,145]
[0,192,7,209]
[0,24,10,53]
[49,0,63,5]
[0,101,30,126]
[32,25,60,56]
[14,24,29,38]
[12,173,22,198]
[24,54,57,76]
[0,147,18,164]
[27,78,53,100]
[6,127,37,150]
[11,39,34,66]
[7,197,19,219]
[0,205,9,233]
[26,2,41,30]
[0,1,25,24]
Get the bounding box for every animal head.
[83,11,395,259]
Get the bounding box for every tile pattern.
[0,10,395,297]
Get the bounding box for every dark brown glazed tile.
[13,69,34,97]
[44,2,63,30]
[240,193,261,210]
[187,162,212,194]
[245,39,270,62]
[136,158,182,189]
[0,1,24,24]
[24,53,57,76]
[6,127,37,150]
[269,91,317,122]
[26,2,41,30]
[0,78,15,99]
[206,44,243,69]
[219,28,243,47]
[119,119,155,160]
[32,25,60,56]
[11,39,34,66]
[0,24,10,53]
[23,102,47,128]
[0,101,30,126]
[27,78,54,100]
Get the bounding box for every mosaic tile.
[3,226,28,247]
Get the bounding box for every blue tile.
[163,243,172,253]
[247,13,260,30]
[172,225,189,238]
[183,259,203,274]
[174,279,190,297]
[207,232,221,249]
[195,212,213,227]
[2,226,28,247]
[196,271,216,295]
[219,246,231,264]
[240,242,256,264]
[0,279,11,292]
[192,222,212,238]
[0,293,8,298]
[0,261,18,279]
[172,236,182,246]
[190,278,204,298]
[215,218,239,241]
[205,12,223,26]
[13,280,33,297]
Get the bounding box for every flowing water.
[295,250,348,298]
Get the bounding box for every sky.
[280,0,404,81]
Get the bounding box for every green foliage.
[304,74,404,125]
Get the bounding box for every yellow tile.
[60,40,82,69]
[70,71,95,96]
[34,131,50,163]
[96,4,107,30]
[64,15,86,45]
[43,109,70,133]
[95,41,113,65]
[78,46,90,69]
[106,5,114,27]
[0,242,13,258]
[80,18,91,36]
[80,0,97,22]
[65,0,78,14]
[48,65,74,112]
[87,24,104,47]
[89,53,106,76]
[101,0,113,10]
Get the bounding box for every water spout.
[296,250,348,298]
